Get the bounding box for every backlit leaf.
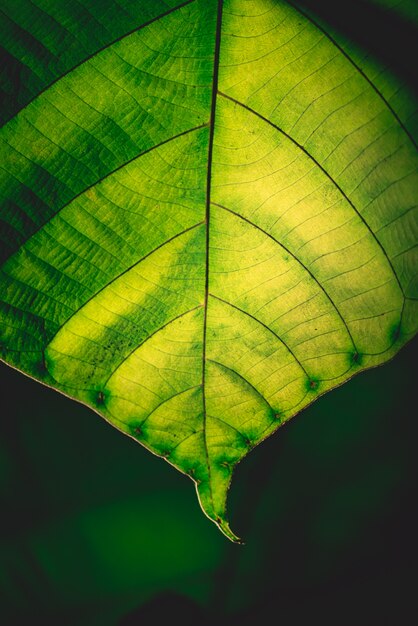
[1,0,417,541]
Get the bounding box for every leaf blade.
[1,0,417,541]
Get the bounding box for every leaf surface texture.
[1,0,417,540]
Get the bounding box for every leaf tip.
[195,476,243,544]
[215,516,243,544]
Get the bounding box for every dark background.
[1,334,417,625]
[1,0,418,624]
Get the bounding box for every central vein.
[201,0,224,511]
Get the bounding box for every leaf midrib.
[201,0,224,515]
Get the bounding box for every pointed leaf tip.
[216,517,243,544]
[195,477,242,543]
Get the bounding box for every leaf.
[0,0,417,542]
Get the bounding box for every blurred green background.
[1,336,417,625]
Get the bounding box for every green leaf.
[1,0,417,542]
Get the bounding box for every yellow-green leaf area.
[1,0,417,542]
